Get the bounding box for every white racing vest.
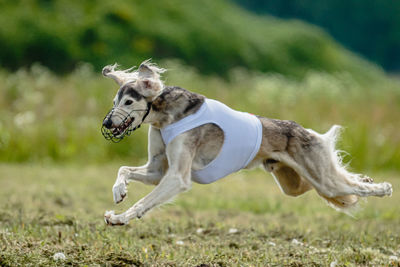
[160,99,263,184]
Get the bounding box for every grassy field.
[1,61,399,266]
[1,2,399,265]
[0,163,399,266]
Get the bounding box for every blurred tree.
[0,0,382,78]
[232,0,400,72]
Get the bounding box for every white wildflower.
[13,111,35,128]
[291,239,303,246]
[53,252,66,261]
[228,228,238,234]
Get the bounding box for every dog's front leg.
[105,132,195,225]
[113,162,165,204]
[112,126,166,204]
[105,172,190,225]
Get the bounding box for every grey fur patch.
[150,86,205,128]
[273,120,312,149]
[117,83,143,103]
[255,116,320,159]
[183,97,203,114]
[126,88,143,101]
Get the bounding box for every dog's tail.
[318,125,360,212]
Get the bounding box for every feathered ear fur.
[102,60,166,94]
[102,64,137,86]
[138,59,166,79]
[138,62,154,78]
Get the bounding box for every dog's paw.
[104,210,127,226]
[112,182,127,204]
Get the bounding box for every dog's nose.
[103,118,113,129]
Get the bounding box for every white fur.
[102,59,166,89]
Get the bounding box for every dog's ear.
[142,79,152,89]
[140,78,162,96]
[138,59,165,96]
[138,62,154,78]
[138,59,166,78]
[102,64,127,86]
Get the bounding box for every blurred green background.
[0,0,399,172]
[1,1,400,265]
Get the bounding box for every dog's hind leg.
[311,126,391,196]
[313,169,391,210]
[263,159,312,197]
[282,125,392,209]
[257,118,391,211]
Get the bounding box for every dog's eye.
[125,100,133,105]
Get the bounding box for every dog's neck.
[146,86,205,129]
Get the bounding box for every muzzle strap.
[140,101,152,125]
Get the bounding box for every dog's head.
[101,60,165,141]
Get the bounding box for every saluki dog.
[101,60,392,225]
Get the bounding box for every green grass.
[0,163,399,266]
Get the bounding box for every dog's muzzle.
[101,102,152,143]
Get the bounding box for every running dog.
[101,60,392,226]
